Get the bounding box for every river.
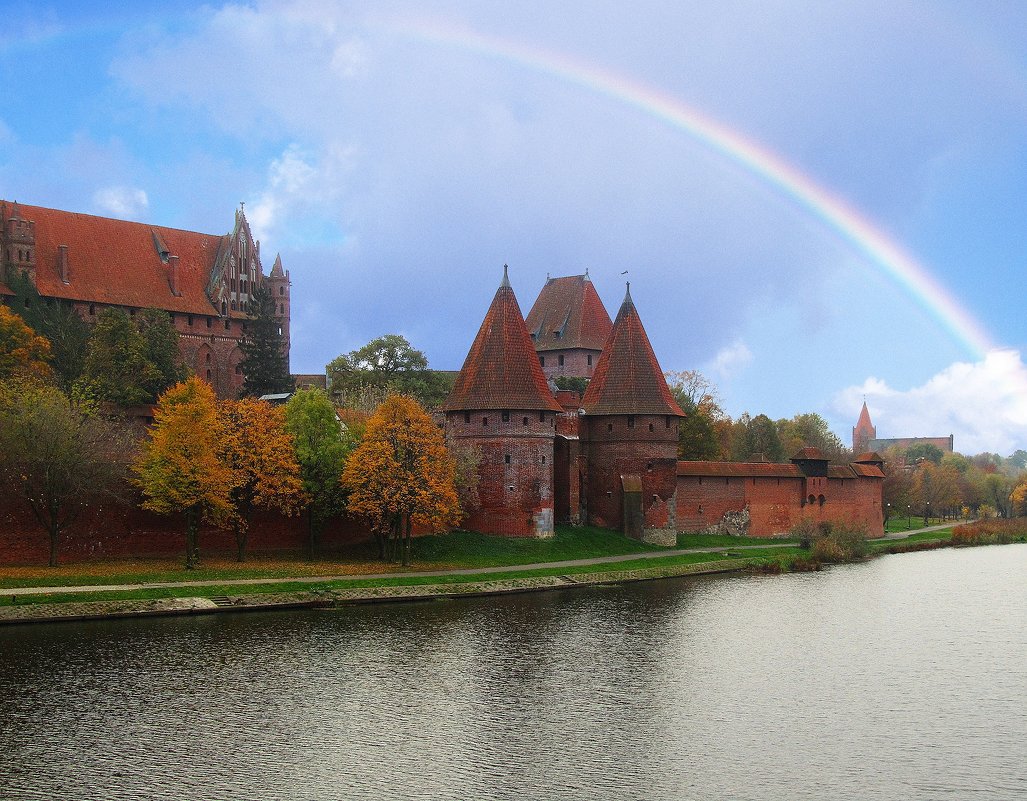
[1,544,1025,800]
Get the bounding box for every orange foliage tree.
[221,398,305,561]
[342,394,460,565]
[133,377,236,568]
[0,305,51,381]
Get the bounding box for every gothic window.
[221,301,227,315]
[539,355,545,367]
[205,353,211,364]
[558,355,564,366]
[279,286,284,296]
[231,300,237,311]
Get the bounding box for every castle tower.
[443,266,564,537]
[580,284,684,543]
[267,253,291,363]
[524,271,613,380]
[853,401,877,454]
[1,202,37,285]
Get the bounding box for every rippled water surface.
[1,545,1025,800]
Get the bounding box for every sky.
[2,0,1027,455]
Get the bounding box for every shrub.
[952,519,1027,546]
[792,518,819,550]
[811,536,847,563]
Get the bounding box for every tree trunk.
[235,521,248,563]
[402,515,412,567]
[185,507,200,570]
[48,523,60,568]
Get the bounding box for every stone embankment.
[0,558,755,626]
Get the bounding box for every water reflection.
[1,545,1025,800]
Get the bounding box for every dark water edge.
[1,544,1025,801]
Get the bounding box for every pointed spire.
[583,267,590,281]
[581,286,683,417]
[444,269,562,412]
[623,281,632,305]
[270,253,285,278]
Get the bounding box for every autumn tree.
[730,413,785,462]
[284,387,353,558]
[134,377,236,568]
[0,305,52,381]
[911,461,961,523]
[343,394,460,565]
[777,413,849,461]
[238,283,293,397]
[221,398,304,561]
[905,442,944,465]
[327,334,452,407]
[0,380,129,566]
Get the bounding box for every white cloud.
[705,339,753,380]
[834,349,1027,455]
[92,186,149,219]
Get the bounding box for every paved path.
[3,523,954,598]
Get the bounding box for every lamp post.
[886,502,891,528]
[925,500,931,526]
[907,504,911,528]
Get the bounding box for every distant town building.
[0,200,290,398]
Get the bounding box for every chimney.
[58,244,69,283]
[169,255,180,296]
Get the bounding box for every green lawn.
[883,516,954,533]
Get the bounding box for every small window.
[206,369,212,380]
[541,455,546,464]
[224,320,230,331]
[231,300,237,311]
[666,417,671,428]
[232,279,237,291]
[523,417,529,426]
[539,411,545,423]
[554,331,561,339]
[608,423,613,432]
[483,417,488,427]
[539,356,545,367]
[206,317,212,329]
[628,415,635,428]
[501,411,510,423]
[649,423,654,432]
[205,353,211,364]
[558,355,565,366]
[129,308,136,318]
[234,365,241,374]
[88,304,95,316]
[504,454,511,464]
[587,354,592,366]
[188,315,194,326]
[464,412,470,423]
[221,301,227,316]
[279,286,285,296]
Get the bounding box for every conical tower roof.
[444,266,562,412]
[270,253,285,278]
[856,401,873,430]
[581,284,684,417]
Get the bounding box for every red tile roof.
[677,461,885,479]
[580,285,684,417]
[2,201,222,315]
[790,447,828,461]
[677,461,802,478]
[856,401,874,430]
[443,267,562,412]
[524,273,613,352]
[853,451,885,463]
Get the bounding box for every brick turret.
[580,283,684,542]
[268,253,291,365]
[1,202,37,285]
[852,401,876,453]
[444,266,563,537]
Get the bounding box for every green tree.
[82,308,164,406]
[284,387,353,558]
[911,461,961,523]
[730,413,784,462]
[238,283,293,397]
[0,380,129,566]
[777,413,849,461]
[666,370,725,460]
[136,308,187,399]
[327,334,451,406]
[133,377,236,568]
[343,394,460,565]
[905,442,944,465]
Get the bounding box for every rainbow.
[392,18,996,359]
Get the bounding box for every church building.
[0,200,290,398]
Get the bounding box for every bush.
[792,518,819,550]
[952,519,1027,546]
[810,536,847,563]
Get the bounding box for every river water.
[1,545,1025,801]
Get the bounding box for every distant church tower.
[853,401,877,454]
[443,266,564,538]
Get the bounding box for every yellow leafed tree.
[0,305,52,382]
[342,394,459,565]
[133,377,237,568]
[221,398,305,561]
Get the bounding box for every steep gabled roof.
[580,284,684,417]
[524,273,613,353]
[444,267,562,412]
[855,401,874,431]
[1,201,221,315]
[790,447,828,461]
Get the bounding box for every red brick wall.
[0,494,375,566]
[675,471,884,537]
[446,409,556,537]
[583,414,679,532]
[538,348,601,380]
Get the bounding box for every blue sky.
[2,1,1026,455]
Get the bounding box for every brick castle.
[446,269,885,541]
[0,200,290,398]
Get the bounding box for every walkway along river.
[1,543,1024,800]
